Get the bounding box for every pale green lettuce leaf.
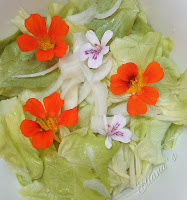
[132,10,173,57]
[48,0,94,19]
[0,30,21,55]
[11,7,29,33]
[0,42,59,97]
[108,144,130,195]
[153,57,181,96]
[162,124,181,150]
[69,104,95,135]
[132,10,153,37]
[135,119,171,165]
[110,32,162,71]
[156,70,187,125]
[20,130,120,200]
[0,97,43,186]
[88,0,139,40]
[130,117,151,140]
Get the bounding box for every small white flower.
[96,115,132,149]
[79,30,113,69]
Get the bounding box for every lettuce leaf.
[153,57,181,96]
[11,7,30,33]
[20,130,120,200]
[48,0,93,19]
[162,123,181,150]
[156,70,187,125]
[134,119,171,165]
[132,10,153,37]
[88,0,139,40]
[0,97,43,186]
[0,30,21,56]
[110,32,162,71]
[0,42,59,97]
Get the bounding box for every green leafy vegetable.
[20,130,120,200]
[0,97,43,186]
[0,42,59,97]
[135,119,171,165]
[110,32,162,71]
[48,0,93,19]
[11,7,29,33]
[162,123,181,149]
[0,30,21,55]
[132,10,153,37]
[153,57,181,96]
[156,70,187,125]
[88,0,139,40]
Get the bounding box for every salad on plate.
[0,0,186,199]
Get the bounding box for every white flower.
[96,115,132,149]
[79,30,113,69]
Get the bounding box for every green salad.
[0,0,186,200]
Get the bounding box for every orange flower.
[110,62,164,116]
[20,92,78,149]
[17,14,69,61]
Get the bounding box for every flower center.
[37,117,61,143]
[127,71,146,94]
[37,117,58,132]
[38,36,55,51]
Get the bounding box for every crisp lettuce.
[0,98,43,186]
[20,130,120,200]
[153,57,181,96]
[48,0,93,19]
[88,0,139,40]
[11,7,29,33]
[0,42,59,97]
[162,124,181,150]
[0,30,21,55]
[110,32,162,71]
[132,10,153,37]
[134,119,171,165]
[156,70,187,125]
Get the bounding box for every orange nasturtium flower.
[20,92,78,149]
[17,14,69,61]
[110,62,164,116]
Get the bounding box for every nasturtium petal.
[23,98,46,119]
[143,61,164,84]
[139,86,159,105]
[25,14,47,38]
[48,16,69,41]
[36,48,55,61]
[32,130,53,149]
[117,62,139,81]
[17,33,39,52]
[54,40,68,58]
[20,119,41,137]
[58,107,78,126]
[127,95,147,116]
[43,92,64,118]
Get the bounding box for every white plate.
[0,0,187,200]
